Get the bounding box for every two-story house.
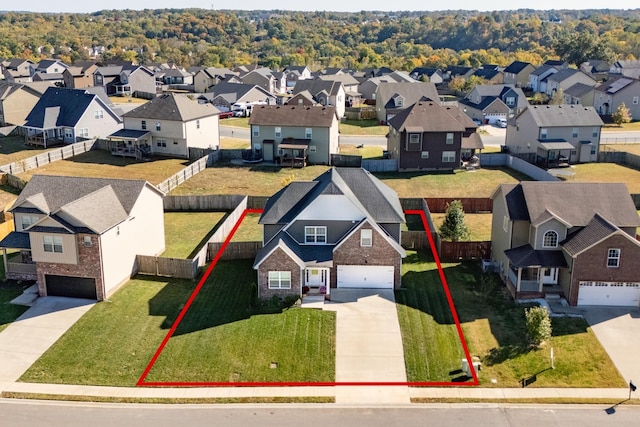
[0,175,165,301]
[193,67,238,93]
[319,73,362,107]
[32,59,68,75]
[291,80,346,119]
[2,59,35,83]
[386,101,482,171]
[0,82,50,126]
[409,68,445,85]
[505,104,603,165]
[593,76,640,120]
[563,83,596,106]
[544,69,596,97]
[94,65,156,98]
[528,65,559,93]
[62,62,99,89]
[375,81,439,123]
[240,68,278,95]
[199,82,277,112]
[609,60,640,80]
[503,61,536,88]
[22,87,122,147]
[249,105,338,166]
[491,182,640,306]
[253,167,406,299]
[459,84,528,125]
[109,93,220,159]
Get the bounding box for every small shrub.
[525,305,552,347]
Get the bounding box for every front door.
[305,269,323,288]
[542,268,558,285]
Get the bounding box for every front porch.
[504,244,567,300]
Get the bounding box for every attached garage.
[577,281,640,307]
[45,275,98,300]
[337,265,394,289]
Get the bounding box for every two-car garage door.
[45,275,97,300]
[336,265,394,289]
[578,281,640,307]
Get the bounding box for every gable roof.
[564,82,596,98]
[388,101,474,133]
[292,79,343,97]
[209,82,274,102]
[520,104,603,127]
[500,182,640,228]
[249,105,336,127]
[531,64,558,77]
[376,82,439,108]
[595,76,638,95]
[546,68,593,84]
[122,93,219,121]
[10,175,161,234]
[562,214,632,257]
[23,87,118,129]
[504,61,532,74]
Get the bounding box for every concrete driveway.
[0,297,94,391]
[323,289,409,404]
[583,307,640,385]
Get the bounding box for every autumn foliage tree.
[612,102,632,125]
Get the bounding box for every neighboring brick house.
[253,168,406,299]
[491,182,640,306]
[593,76,640,120]
[387,101,483,171]
[22,87,123,147]
[249,104,339,166]
[0,175,165,301]
[505,104,603,166]
[108,92,220,159]
[375,81,439,123]
[503,61,535,88]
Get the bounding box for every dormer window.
[506,96,515,106]
[542,230,558,248]
[395,97,404,107]
[305,226,327,244]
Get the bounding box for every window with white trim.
[572,127,578,138]
[156,139,167,147]
[94,110,104,119]
[607,248,620,267]
[141,120,147,130]
[196,119,200,129]
[275,127,281,138]
[442,151,456,162]
[309,145,316,152]
[542,230,558,248]
[421,151,429,159]
[540,128,548,140]
[155,121,161,131]
[592,127,599,138]
[633,96,639,105]
[252,126,259,137]
[305,226,327,244]
[503,216,509,232]
[446,133,454,144]
[64,128,73,139]
[43,235,63,253]
[78,128,88,137]
[20,215,38,230]
[268,271,291,289]
[360,229,372,247]
[407,133,421,151]
[305,128,312,139]
[506,96,515,106]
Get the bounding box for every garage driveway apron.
[324,289,410,404]
[0,297,94,391]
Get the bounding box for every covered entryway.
[337,265,394,289]
[578,281,640,307]
[45,275,97,300]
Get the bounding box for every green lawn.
[0,136,56,165]
[20,260,335,386]
[20,277,194,386]
[564,163,640,194]
[603,121,640,131]
[429,213,493,241]
[221,118,249,128]
[170,165,528,198]
[378,167,531,198]
[17,150,190,185]
[162,212,227,258]
[230,213,262,242]
[396,250,467,382]
[145,260,335,383]
[446,262,625,388]
[220,137,250,149]
[602,143,640,156]
[0,288,29,333]
[338,119,388,136]
[338,144,384,159]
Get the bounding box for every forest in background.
[0,9,639,70]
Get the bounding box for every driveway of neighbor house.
[583,307,640,385]
[0,297,94,391]
[323,289,410,404]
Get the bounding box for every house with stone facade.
[0,175,165,301]
[253,168,406,299]
[491,182,640,307]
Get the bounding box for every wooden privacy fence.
[157,155,209,193]
[331,154,362,167]
[164,194,246,211]
[208,241,262,260]
[425,198,493,213]
[401,231,430,249]
[136,255,198,279]
[0,139,97,175]
[439,241,491,262]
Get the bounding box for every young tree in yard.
[612,102,632,125]
[438,200,470,242]
[525,306,552,347]
[549,88,564,105]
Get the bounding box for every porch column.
[516,267,522,292]
[2,248,7,277]
[538,268,544,293]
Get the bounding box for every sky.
[3,1,636,14]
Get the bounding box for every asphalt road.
[3,401,640,427]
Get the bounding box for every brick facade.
[568,234,640,306]
[36,234,105,301]
[257,247,302,299]
[332,223,402,289]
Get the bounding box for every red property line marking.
[137,208,478,387]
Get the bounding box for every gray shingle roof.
[564,82,596,98]
[504,244,568,268]
[249,105,336,127]
[524,104,603,127]
[388,101,472,133]
[562,214,621,256]
[376,82,439,108]
[504,61,532,74]
[11,175,157,234]
[122,93,220,122]
[292,79,343,97]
